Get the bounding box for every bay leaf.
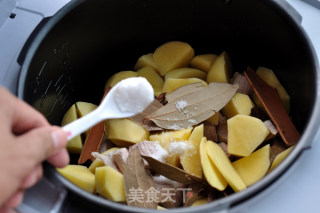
[123,147,157,209]
[130,99,163,131]
[142,155,204,185]
[146,83,238,130]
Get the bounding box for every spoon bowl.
[62,77,154,140]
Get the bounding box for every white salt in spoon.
[63,77,154,140]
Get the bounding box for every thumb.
[16,126,68,165]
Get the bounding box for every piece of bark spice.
[203,122,218,142]
[123,147,157,209]
[78,87,111,164]
[156,92,168,105]
[244,67,300,146]
[217,115,228,143]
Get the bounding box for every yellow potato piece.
[153,41,195,76]
[106,119,149,147]
[191,197,209,207]
[207,141,247,192]
[76,102,97,117]
[95,166,126,202]
[269,146,294,172]
[165,68,207,81]
[228,115,269,156]
[57,165,95,193]
[205,112,220,125]
[181,125,204,178]
[134,53,159,71]
[162,78,208,94]
[104,71,137,90]
[61,104,82,154]
[149,128,192,167]
[256,66,290,113]
[137,66,164,97]
[232,144,270,186]
[89,147,120,174]
[76,101,98,136]
[206,51,232,83]
[157,206,167,210]
[190,54,217,73]
[221,93,254,118]
[200,138,227,191]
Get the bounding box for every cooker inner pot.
[19,0,316,211]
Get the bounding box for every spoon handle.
[62,110,103,140]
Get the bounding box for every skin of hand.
[0,87,69,212]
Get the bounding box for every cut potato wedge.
[61,104,83,154]
[227,115,269,156]
[232,144,270,186]
[190,54,217,73]
[153,41,194,76]
[269,146,294,172]
[206,51,232,83]
[206,141,247,192]
[137,66,164,97]
[191,197,209,207]
[95,166,126,202]
[134,53,159,71]
[105,71,137,90]
[221,93,254,118]
[162,78,207,94]
[181,125,204,178]
[57,165,95,193]
[255,67,290,113]
[76,101,98,135]
[200,138,228,191]
[165,68,206,80]
[106,119,149,147]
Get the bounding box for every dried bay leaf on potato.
[142,155,204,185]
[146,82,238,130]
[123,147,157,208]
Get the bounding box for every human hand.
[0,87,69,212]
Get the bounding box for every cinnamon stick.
[78,87,111,164]
[244,67,300,146]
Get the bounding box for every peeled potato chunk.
[232,144,270,186]
[191,197,209,207]
[228,115,269,156]
[95,166,126,202]
[256,66,290,113]
[76,101,98,135]
[105,71,137,89]
[57,165,95,193]
[153,41,195,76]
[137,66,164,97]
[190,54,217,73]
[61,104,83,154]
[221,93,254,118]
[134,53,159,71]
[165,68,206,81]
[149,128,192,167]
[181,125,204,178]
[269,146,294,172]
[89,147,119,173]
[162,78,208,94]
[206,141,247,192]
[200,138,228,191]
[106,119,149,147]
[206,51,232,83]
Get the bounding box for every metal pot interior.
[18,0,318,212]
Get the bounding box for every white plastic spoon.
[63,77,154,140]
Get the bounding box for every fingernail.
[51,129,67,149]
